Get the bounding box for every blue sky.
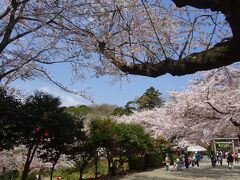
[9,0,211,107]
[2,0,229,108]
[11,72,193,107]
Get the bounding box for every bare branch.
[179,14,213,59]
[34,68,93,102]
[0,6,11,20]
[1,49,47,84]
[206,15,218,49]
[9,11,63,43]
[141,0,168,59]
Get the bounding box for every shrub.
[0,170,19,180]
[146,153,164,168]
[128,155,145,170]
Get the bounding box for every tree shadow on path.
[107,162,240,180]
[169,164,240,179]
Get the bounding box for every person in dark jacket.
[210,151,216,167]
[227,152,234,169]
[184,153,189,168]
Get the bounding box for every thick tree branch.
[205,102,228,115]
[0,6,11,20]
[205,102,240,127]
[0,3,18,54]
[102,39,240,77]
[103,0,240,77]
[229,117,240,127]
[172,0,222,11]
[0,68,19,80]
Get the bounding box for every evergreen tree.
[136,87,164,110]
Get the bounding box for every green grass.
[0,159,129,180]
[0,160,107,180]
[51,159,109,179]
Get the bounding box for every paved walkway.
[108,158,240,180]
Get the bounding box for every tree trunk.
[94,155,98,178]
[38,168,44,180]
[106,149,113,174]
[21,161,31,180]
[144,153,149,170]
[119,155,124,166]
[21,143,39,180]
[50,163,56,180]
[50,153,61,180]
[119,160,124,167]
[79,168,84,180]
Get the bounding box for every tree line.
[0,87,172,180]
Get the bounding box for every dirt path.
[108,158,240,180]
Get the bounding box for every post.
[232,139,235,154]
[213,140,217,154]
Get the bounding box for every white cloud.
[38,86,86,107]
[10,80,92,107]
[38,86,51,93]
[61,95,81,107]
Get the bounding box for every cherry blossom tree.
[0,146,52,177]
[0,146,75,178]
[97,0,240,77]
[0,0,101,98]
[116,107,179,141]
[167,65,240,142]
[117,66,240,146]
[1,0,239,97]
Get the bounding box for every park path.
[108,157,240,180]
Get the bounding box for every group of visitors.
[165,151,202,172]
[181,152,202,169]
[210,150,238,169]
[166,150,239,172]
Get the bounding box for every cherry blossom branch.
[102,39,240,77]
[229,117,240,127]
[34,68,94,102]
[179,14,213,59]
[141,0,168,59]
[205,101,228,115]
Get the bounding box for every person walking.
[217,151,223,166]
[176,158,182,170]
[165,154,171,172]
[234,152,238,163]
[180,154,185,169]
[195,152,201,167]
[184,153,189,168]
[188,154,193,167]
[210,151,216,167]
[227,152,234,169]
